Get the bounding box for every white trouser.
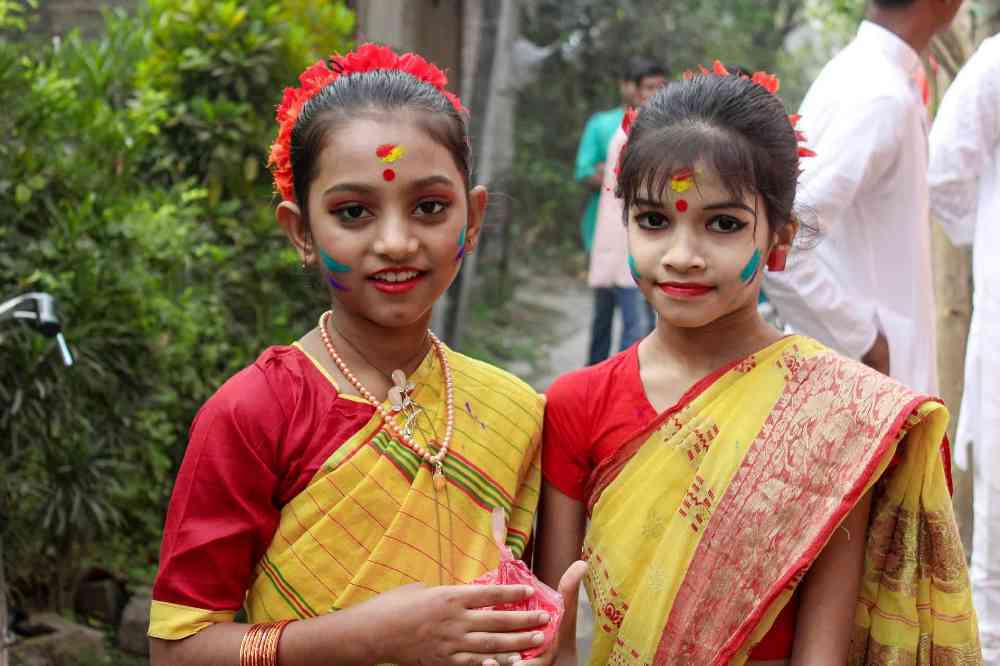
[956,312,1000,662]
[973,458,1000,664]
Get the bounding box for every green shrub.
[1,0,353,610]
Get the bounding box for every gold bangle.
[267,620,293,666]
[239,623,267,666]
[239,621,294,666]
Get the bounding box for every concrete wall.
[27,0,137,39]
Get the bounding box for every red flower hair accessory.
[268,43,466,201]
[681,60,815,159]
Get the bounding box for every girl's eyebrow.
[634,197,664,208]
[409,175,456,190]
[703,201,756,214]
[323,182,376,196]
[322,175,456,197]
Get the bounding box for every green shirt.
[575,107,625,252]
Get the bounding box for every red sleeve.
[152,364,285,613]
[542,370,594,501]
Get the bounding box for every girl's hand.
[357,582,553,665]
[513,560,588,666]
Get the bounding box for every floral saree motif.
[583,336,979,665]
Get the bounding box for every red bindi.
[382,168,396,181]
[675,199,688,212]
[376,144,395,159]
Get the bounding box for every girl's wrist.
[278,610,381,666]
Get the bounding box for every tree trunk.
[443,0,517,348]
[932,223,974,551]
[929,21,974,552]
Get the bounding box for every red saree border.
[707,394,931,665]
[584,338,793,515]
[651,351,939,665]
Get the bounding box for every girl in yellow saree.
[533,65,981,666]
[148,44,571,666]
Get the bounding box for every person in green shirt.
[575,58,669,252]
[575,64,630,252]
[576,58,667,364]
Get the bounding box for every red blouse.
[542,345,796,660]
[153,345,375,615]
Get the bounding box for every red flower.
[712,60,730,76]
[751,71,780,94]
[621,107,638,135]
[787,114,801,127]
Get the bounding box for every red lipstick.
[368,266,426,294]
[658,282,713,298]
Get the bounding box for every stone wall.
[27,0,137,39]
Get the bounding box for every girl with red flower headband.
[535,66,979,664]
[149,43,583,666]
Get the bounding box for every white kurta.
[928,34,1000,664]
[764,21,938,394]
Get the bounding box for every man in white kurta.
[764,7,959,395]
[929,34,1000,663]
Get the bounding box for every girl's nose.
[661,229,706,272]
[373,215,418,260]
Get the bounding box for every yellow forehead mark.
[376,144,406,163]
[670,168,696,193]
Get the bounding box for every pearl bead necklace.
[319,310,453,489]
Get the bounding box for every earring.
[766,247,788,272]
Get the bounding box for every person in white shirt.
[763,0,962,395]
[929,34,1000,664]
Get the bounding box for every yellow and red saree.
[582,336,979,665]
[242,348,543,620]
[150,344,542,638]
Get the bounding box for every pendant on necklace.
[388,369,415,410]
[433,462,446,491]
[388,369,422,440]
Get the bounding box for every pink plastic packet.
[471,508,564,659]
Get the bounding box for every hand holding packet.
[471,507,565,659]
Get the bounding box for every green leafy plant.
[1,0,353,613]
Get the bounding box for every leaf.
[15,183,31,203]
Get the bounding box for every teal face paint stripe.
[628,254,641,282]
[455,225,467,261]
[319,250,351,274]
[740,248,762,283]
[457,226,466,247]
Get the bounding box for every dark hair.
[616,74,799,232]
[624,57,668,86]
[289,68,470,208]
